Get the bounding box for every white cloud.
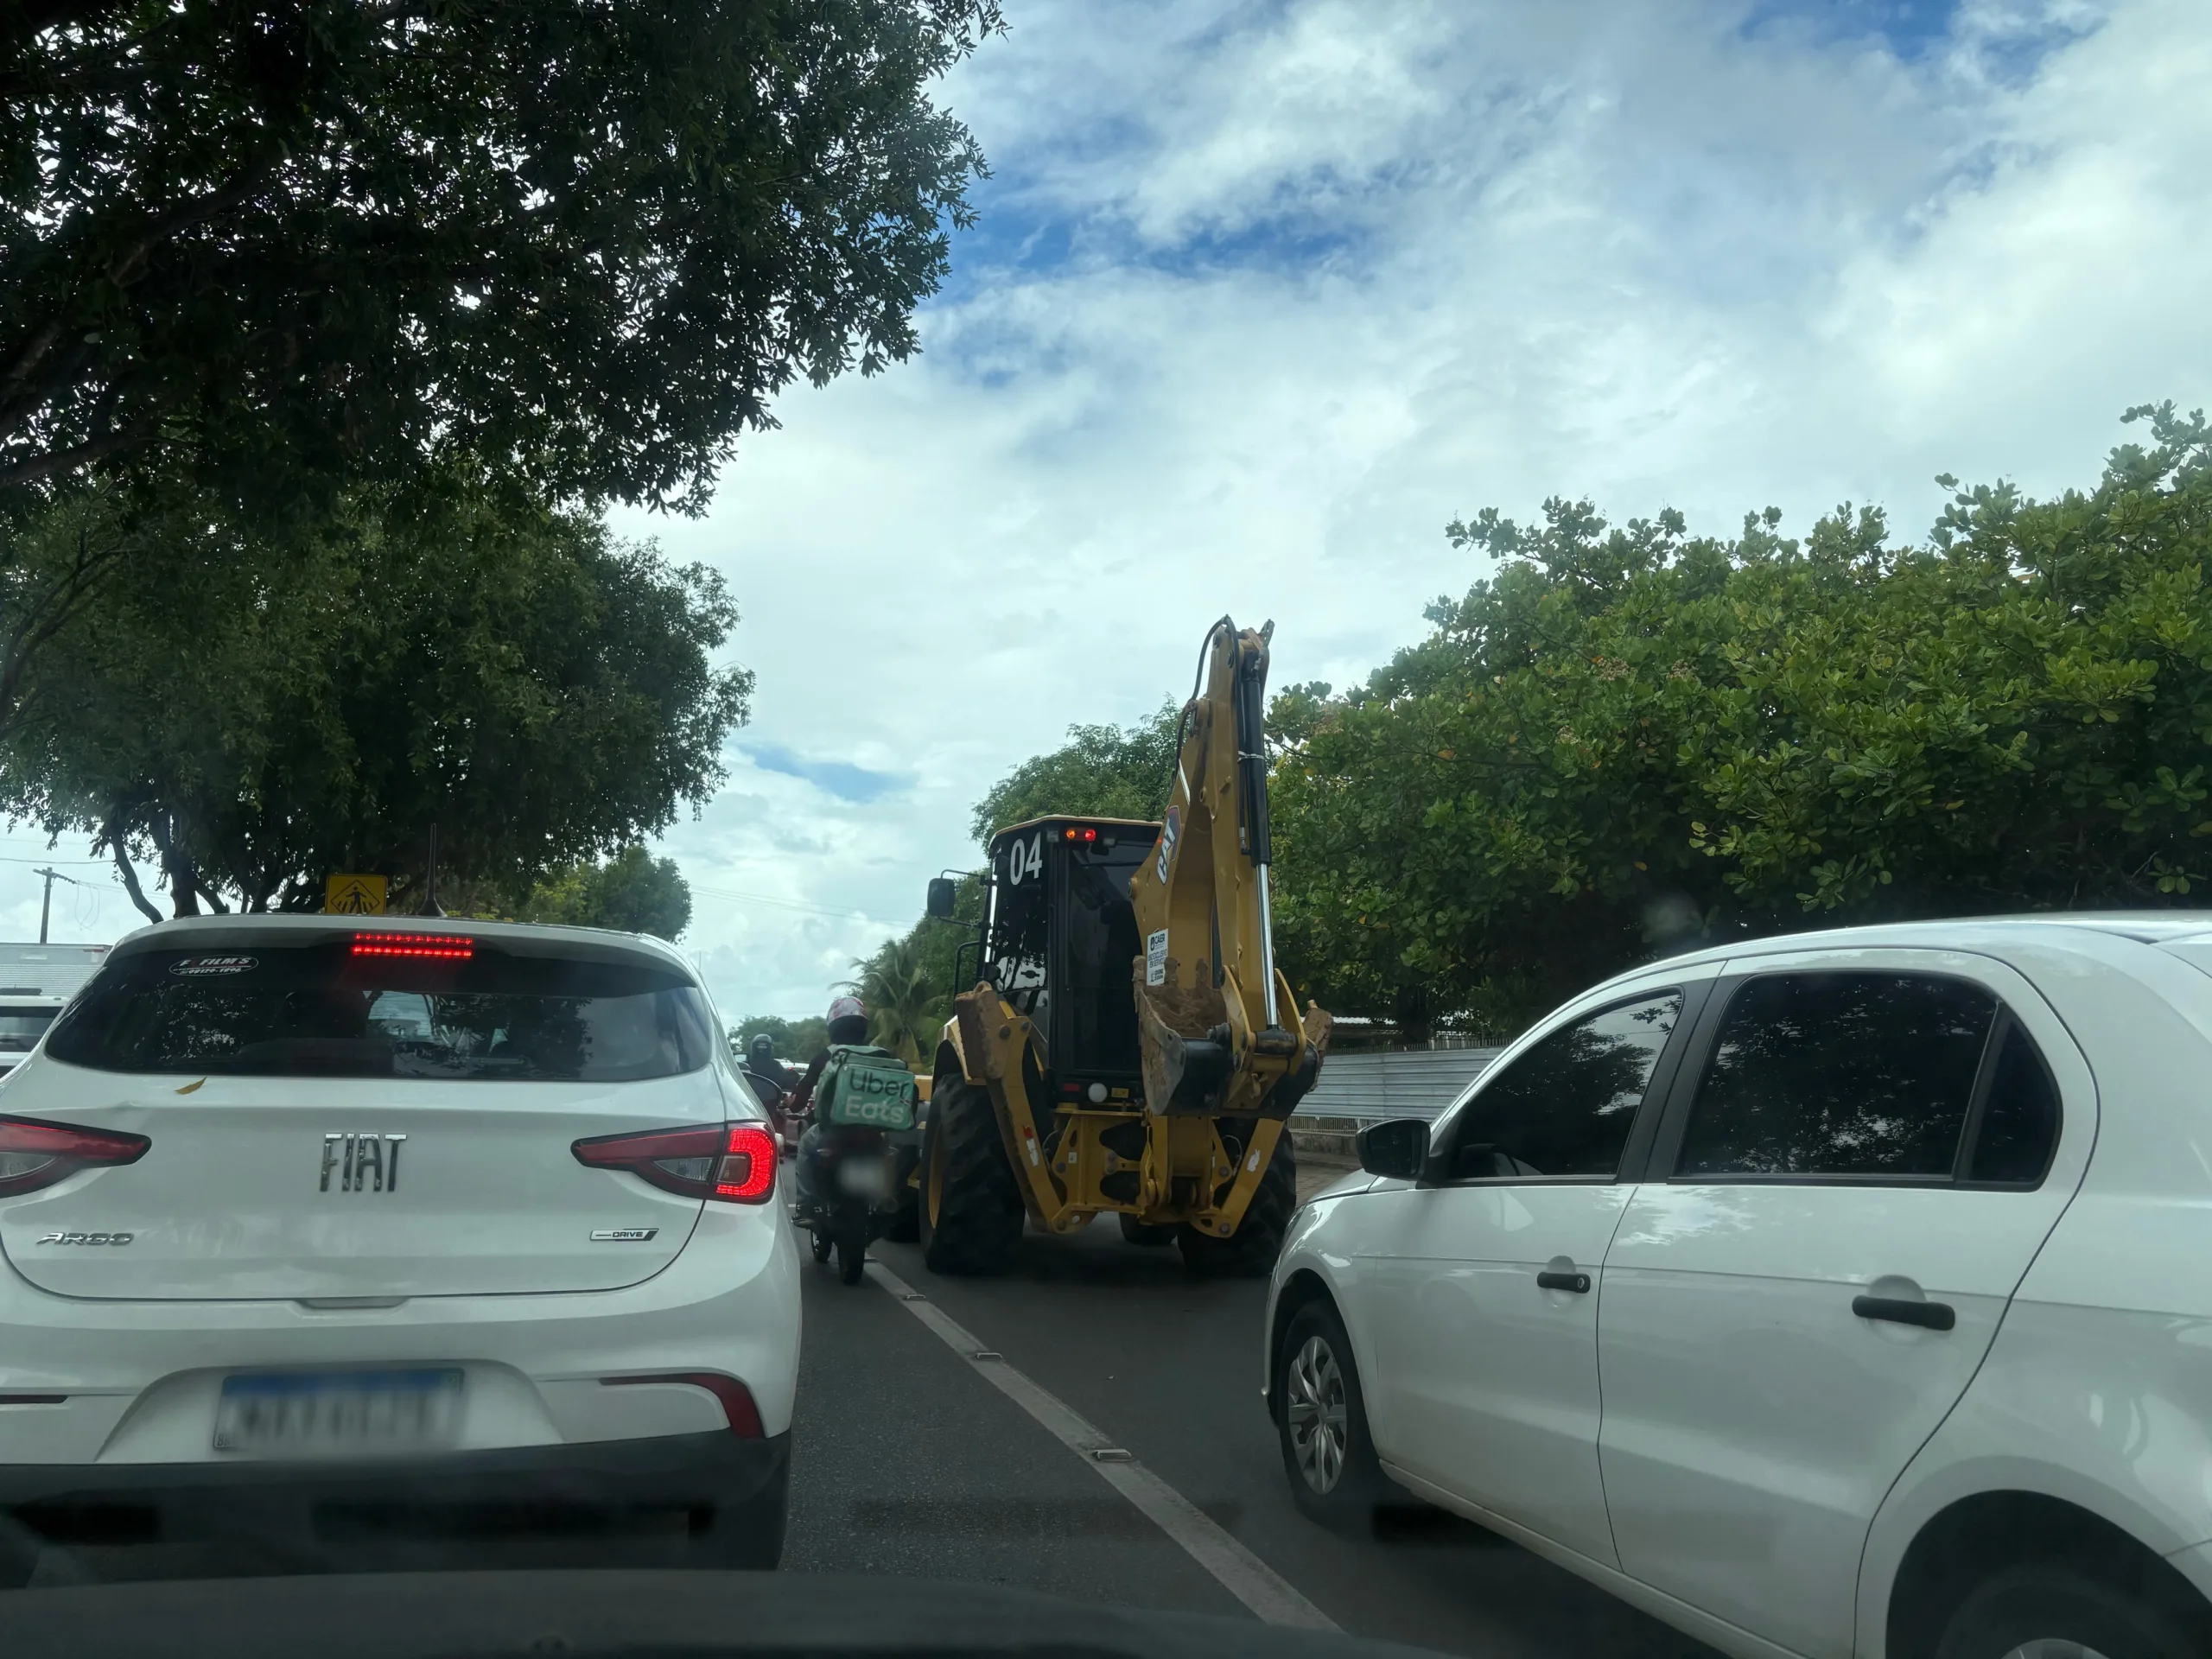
[13,0,2208,1027]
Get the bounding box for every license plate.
[213,1368,464,1455]
[836,1158,893,1198]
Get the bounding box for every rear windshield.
[46,939,715,1082]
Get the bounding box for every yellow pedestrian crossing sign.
[326,874,388,915]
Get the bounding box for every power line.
[684,881,906,928]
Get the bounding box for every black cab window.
[1442,991,1682,1180]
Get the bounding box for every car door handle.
[1852,1294,1955,1332]
[1536,1269,1592,1294]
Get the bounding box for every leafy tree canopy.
[842,935,938,1065]
[731,1013,829,1064]
[2,0,999,510]
[969,701,1178,844]
[0,477,750,913]
[1271,403,2212,1035]
[524,845,692,941]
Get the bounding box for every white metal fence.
[1291,1046,1502,1125]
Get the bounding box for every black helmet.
[747,1033,776,1064]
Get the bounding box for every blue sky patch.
[1738,0,1961,60]
[745,744,909,804]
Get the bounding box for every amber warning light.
[352,932,474,961]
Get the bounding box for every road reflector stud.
[1090,1447,1134,1463]
[972,1350,1003,1362]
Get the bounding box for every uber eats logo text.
[827,1058,918,1128]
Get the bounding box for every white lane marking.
[863,1258,1338,1632]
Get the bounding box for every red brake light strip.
[353,933,474,960]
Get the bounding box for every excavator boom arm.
[1128,618,1328,1120]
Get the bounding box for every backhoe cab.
[919,619,1330,1276]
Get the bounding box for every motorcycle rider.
[745,1033,794,1097]
[789,995,870,1213]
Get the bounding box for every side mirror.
[925,877,957,920]
[1357,1119,1428,1181]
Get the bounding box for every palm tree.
[842,938,941,1067]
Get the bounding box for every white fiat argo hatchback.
[0,916,798,1581]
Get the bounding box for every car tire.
[918,1080,1023,1275]
[1935,1562,2212,1659]
[1177,1134,1295,1277]
[1276,1299,1388,1535]
[1118,1214,1176,1247]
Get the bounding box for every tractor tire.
[918,1080,1024,1276]
[1118,1214,1176,1248]
[1178,1134,1296,1278]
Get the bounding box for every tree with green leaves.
[1270,403,2212,1036]
[969,702,1178,843]
[1,480,749,915]
[2,0,1000,512]
[842,936,939,1065]
[730,1013,829,1065]
[524,846,692,941]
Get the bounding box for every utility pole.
[32,867,77,944]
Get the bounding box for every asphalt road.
[783,1205,1720,1659]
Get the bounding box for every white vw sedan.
[0,916,798,1581]
[1268,915,2212,1659]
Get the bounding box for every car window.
[1675,973,1997,1179]
[1443,991,1682,1180]
[46,940,716,1082]
[1962,1020,2063,1185]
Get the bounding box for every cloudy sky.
[3,0,2207,1026]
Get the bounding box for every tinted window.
[1965,1020,2061,1185]
[1446,992,1682,1179]
[1677,974,1995,1179]
[47,940,715,1082]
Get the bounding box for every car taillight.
[0,1116,149,1198]
[571,1122,776,1204]
[601,1372,764,1438]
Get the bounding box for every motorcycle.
[798,1124,900,1285]
[795,1044,923,1286]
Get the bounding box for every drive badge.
[589,1227,658,1243]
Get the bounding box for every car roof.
[104,912,696,976]
[1624,912,2212,982]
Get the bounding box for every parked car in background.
[1268,914,2212,1659]
[0,944,109,1079]
[0,916,798,1583]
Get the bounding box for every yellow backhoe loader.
[916,618,1331,1275]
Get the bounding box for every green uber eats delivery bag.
[816,1044,920,1131]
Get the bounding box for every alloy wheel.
[1998,1645,2113,1659]
[1286,1332,1350,1495]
